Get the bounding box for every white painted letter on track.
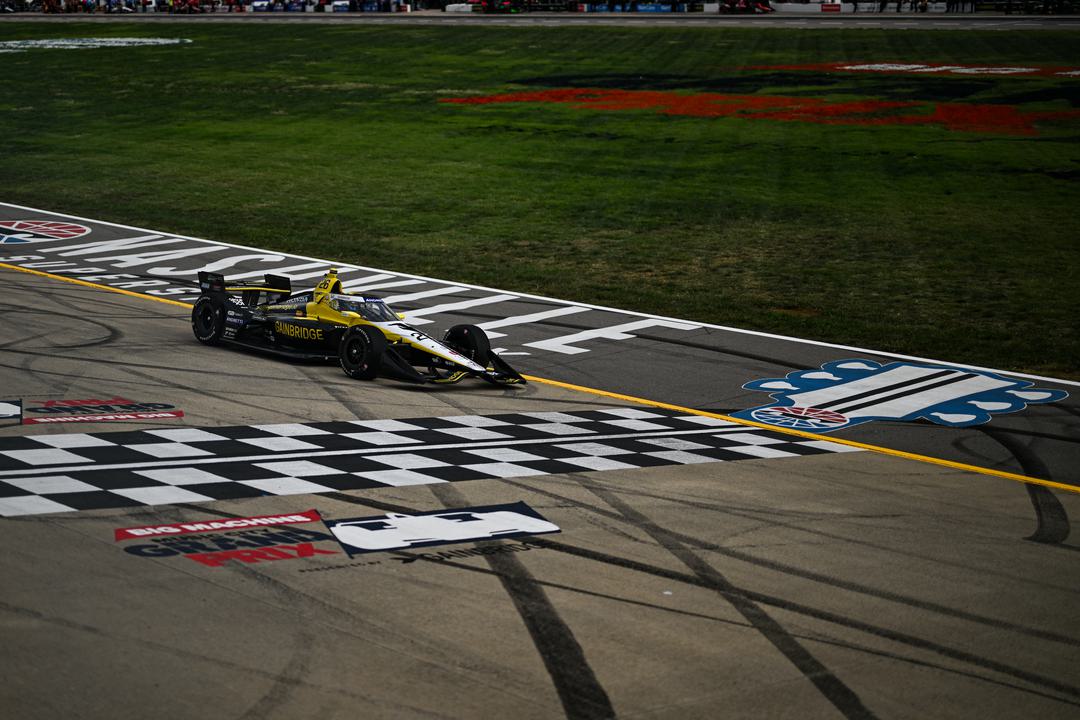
[524,319,701,355]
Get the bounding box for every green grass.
[1,22,1078,377]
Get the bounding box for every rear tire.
[444,324,491,367]
[339,325,386,380]
[191,297,225,346]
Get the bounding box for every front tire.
[191,297,225,346]
[339,325,386,380]
[444,324,491,367]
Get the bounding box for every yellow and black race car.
[191,268,524,386]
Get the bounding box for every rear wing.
[198,271,226,295]
[262,274,292,295]
[198,272,293,304]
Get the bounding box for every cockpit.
[328,295,398,322]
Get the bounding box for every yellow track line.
[1,262,192,308]
[523,375,1080,495]
[4,261,1076,495]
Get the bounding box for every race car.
[190,268,525,386]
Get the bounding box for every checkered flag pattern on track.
[0,408,859,517]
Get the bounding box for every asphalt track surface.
[2,205,1077,493]
[1,20,1079,717]
[3,10,1080,31]
[2,262,1080,719]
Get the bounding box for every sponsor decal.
[442,89,1080,135]
[296,539,552,573]
[265,292,312,310]
[820,2,841,10]
[0,38,192,54]
[0,220,91,245]
[734,359,1069,433]
[0,400,22,424]
[115,509,323,540]
[760,62,1080,79]
[115,509,340,568]
[393,539,553,565]
[274,321,324,341]
[21,396,183,424]
[326,501,561,556]
[26,413,181,424]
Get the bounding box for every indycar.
[191,268,525,386]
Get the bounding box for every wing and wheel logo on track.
[0,220,92,244]
[736,359,1068,433]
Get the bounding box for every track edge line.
[521,374,1080,496]
[5,261,1073,495]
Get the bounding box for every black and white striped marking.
[0,203,705,361]
[2,201,1074,390]
[0,408,859,517]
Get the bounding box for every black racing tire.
[443,324,491,367]
[191,296,226,346]
[339,325,386,380]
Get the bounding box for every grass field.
[1,22,1078,377]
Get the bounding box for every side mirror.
[396,313,406,320]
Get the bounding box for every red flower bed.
[441,88,1080,135]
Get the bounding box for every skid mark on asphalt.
[532,536,1080,706]
[429,482,615,720]
[982,427,1071,544]
[318,436,1076,701]
[176,500,583,710]
[576,477,878,720]
[321,489,1079,710]
[236,608,315,720]
[163,485,1080,713]
[609,482,1080,595]
[0,595,402,710]
[498,478,1080,650]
